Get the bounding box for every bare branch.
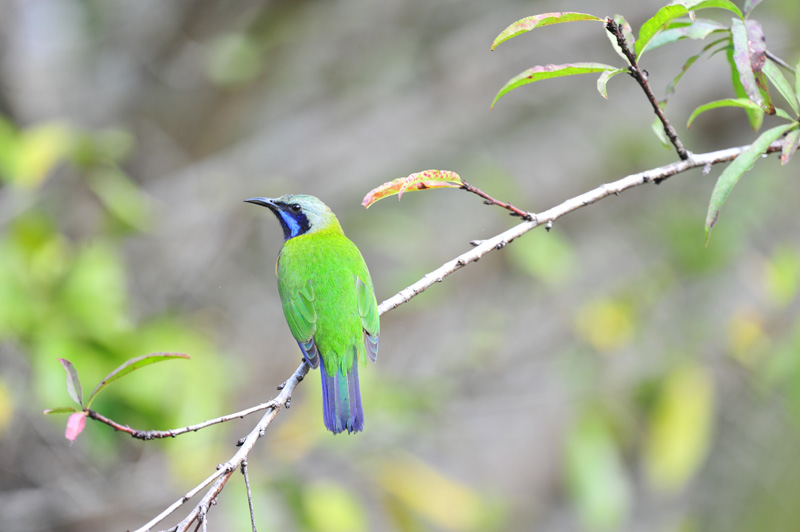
[86,400,278,439]
[460,181,533,220]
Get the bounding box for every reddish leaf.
[58,358,83,407]
[731,19,773,113]
[65,412,86,441]
[86,352,190,408]
[362,170,462,208]
[781,128,800,166]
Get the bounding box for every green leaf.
[491,12,605,50]
[86,167,151,231]
[705,123,795,243]
[728,46,764,130]
[361,170,462,208]
[87,352,190,408]
[743,0,763,15]
[687,98,764,128]
[730,19,773,113]
[663,38,728,104]
[644,364,713,492]
[491,63,618,108]
[605,14,635,63]
[763,59,799,117]
[596,68,625,99]
[635,4,690,59]
[796,56,800,106]
[672,0,743,20]
[651,116,672,148]
[43,406,80,415]
[565,411,630,530]
[781,127,800,166]
[58,358,83,407]
[639,19,727,55]
[775,108,795,121]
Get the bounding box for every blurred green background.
[1,0,799,531]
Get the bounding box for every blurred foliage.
[1,1,799,531]
[565,409,630,531]
[0,114,226,480]
[643,363,713,492]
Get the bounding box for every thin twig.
[460,181,533,220]
[606,18,691,160]
[86,400,278,440]
[242,459,258,532]
[136,139,783,531]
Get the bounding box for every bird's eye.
[291,203,302,212]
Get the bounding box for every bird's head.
[245,194,341,241]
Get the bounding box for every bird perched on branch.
[245,194,380,434]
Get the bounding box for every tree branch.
[136,140,782,531]
[606,18,691,160]
[378,140,781,312]
[86,400,278,439]
[133,363,309,532]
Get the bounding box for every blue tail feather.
[319,356,364,434]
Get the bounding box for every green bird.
[245,194,380,434]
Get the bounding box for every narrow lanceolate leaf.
[705,123,795,243]
[664,38,727,104]
[728,46,764,131]
[743,0,764,15]
[796,56,800,106]
[58,358,83,407]
[731,19,773,113]
[87,352,190,407]
[65,412,87,441]
[781,128,800,166]
[492,63,618,108]
[43,406,80,415]
[763,59,799,117]
[635,4,690,59]
[361,170,462,208]
[491,12,605,50]
[651,116,672,148]
[597,69,625,99]
[639,20,727,55]
[672,0,743,20]
[605,14,635,63]
[687,98,764,128]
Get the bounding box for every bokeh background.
[1,0,799,531]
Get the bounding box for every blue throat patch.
[274,207,310,240]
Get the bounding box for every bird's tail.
[319,356,364,434]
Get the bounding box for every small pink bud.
[65,412,86,441]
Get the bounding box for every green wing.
[282,279,319,367]
[356,275,379,362]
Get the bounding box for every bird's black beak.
[244,197,278,210]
